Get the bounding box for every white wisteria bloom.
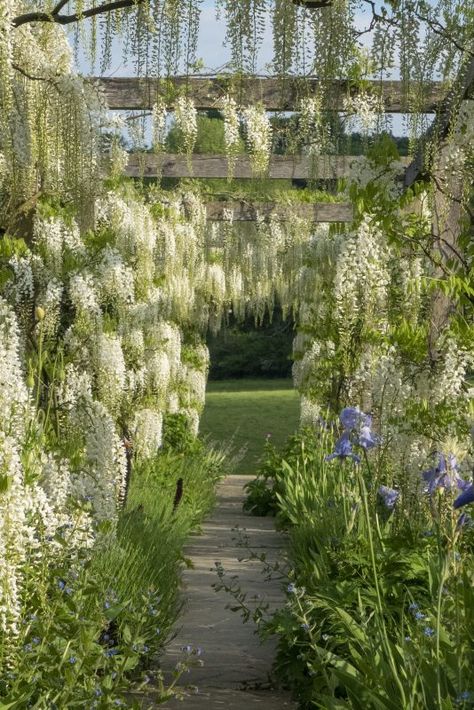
[152,98,168,150]
[95,333,127,415]
[36,279,63,339]
[69,272,101,318]
[243,104,272,175]
[146,350,171,396]
[175,96,198,161]
[132,409,163,460]
[96,246,135,307]
[343,91,383,135]
[222,95,241,177]
[76,399,127,520]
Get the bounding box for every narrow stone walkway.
[138,475,296,709]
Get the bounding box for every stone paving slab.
[137,475,296,710]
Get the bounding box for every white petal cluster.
[97,246,135,307]
[69,272,101,318]
[152,99,168,150]
[343,91,383,135]
[299,96,332,156]
[175,96,198,161]
[432,338,473,405]
[243,105,272,175]
[132,409,163,460]
[334,216,390,333]
[96,333,127,415]
[222,95,241,177]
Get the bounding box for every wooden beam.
[125,153,411,179]
[97,76,450,113]
[404,57,474,187]
[205,201,352,222]
[293,0,332,7]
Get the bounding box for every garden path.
[137,475,296,709]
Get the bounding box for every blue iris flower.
[378,486,399,509]
[422,453,469,495]
[359,425,379,450]
[325,431,361,464]
[340,407,371,432]
[454,484,474,510]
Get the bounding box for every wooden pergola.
[96,64,474,222]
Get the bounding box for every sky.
[72,1,418,137]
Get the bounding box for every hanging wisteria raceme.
[343,91,384,136]
[152,98,168,153]
[174,96,198,168]
[242,105,272,176]
[221,95,241,179]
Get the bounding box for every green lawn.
[199,378,300,474]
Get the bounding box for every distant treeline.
[207,307,294,380]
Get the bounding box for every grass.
[199,378,300,474]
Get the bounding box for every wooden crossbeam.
[293,0,332,7]
[126,152,410,179]
[404,57,474,187]
[205,201,352,222]
[98,76,448,113]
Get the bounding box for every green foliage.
[208,308,294,380]
[245,428,474,709]
[0,444,226,707]
[165,113,244,155]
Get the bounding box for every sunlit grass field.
[199,378,300,474]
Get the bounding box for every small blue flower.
[456,691,472,703]
[58,580,66,590]
[378,486,399,509]
[23,643,33,653]
[325,432,361,464]
[408,602,419,612]
[104,648,119,657]
[68,656,77,664]
[104,601,111,610]
[32,637,41,645]
[423,627,435,637]
[301,623,310,631]
[415,611,425,621]
[404,636,411,642]
[287,583,297,594]
[95,689,102,697]
[182,645,193,654]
